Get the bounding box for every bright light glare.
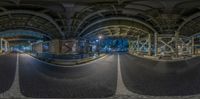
[98,35,103,39]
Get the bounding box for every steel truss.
[128,33,194,59]
[128,34,151,56]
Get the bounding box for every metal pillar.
[192,36,195,55]
[175,31,179,57]
[4,40,9,52]
[128,40,133,54]
[5,40,7,52]
[0,38,2,53]
[7,41,9,52]
[154,33,158,56]
[128,39,138,54]
[179,37,192,55]
[148,34,152,56]
[136,35,140,54]
[157,34,176,57]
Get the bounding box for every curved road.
[19,54,117,98]
[120,54,200,96]
[1,53,200,98]
[0,54,16,93]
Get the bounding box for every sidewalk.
[50,54,106,66]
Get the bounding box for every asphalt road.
[1,53,200,98]
[120,53,200,96]
[19,54,118,98]
[0,54,16,93]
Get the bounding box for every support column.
[175,31,179,57]
[85,40,89,54]
[0,38,3,53]
[5,41,7,52]
[154,33,158,56]
[49,39,60,54]
[128,40,132,54]
[5,40,8,52]
[6,41,9,52]
[136,35,140,54]
[192,36,195,55]
[148,34,152,56]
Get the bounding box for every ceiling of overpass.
[0,0,199,39]
[0,29,48,41]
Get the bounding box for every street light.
[98,35,103,56]
[98,35,102,39]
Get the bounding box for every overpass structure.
[0,0,200,98]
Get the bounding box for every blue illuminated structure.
[90,36,128,53]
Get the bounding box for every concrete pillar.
[154,33,158,56]
[148,34,152,56]
[192,36,195,55]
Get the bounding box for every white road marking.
[115,54,134,95]
[0,53,196,99]
[0,53,24,98]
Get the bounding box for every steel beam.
[0,10,64,38]
[82,25,149,38]
[79,17,157,37]
[177,12,200,32]
[75,9,111,34]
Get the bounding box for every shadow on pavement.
[19,54,117,98]
[120,54,200,96]
[0,54,17,93]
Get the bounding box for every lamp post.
[98,35,103,56]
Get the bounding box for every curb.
[129,53,196,62]
[25,53,107,68]
[52,54,106,65]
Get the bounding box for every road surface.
[0,53,200,98]
[120,54,200,96]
